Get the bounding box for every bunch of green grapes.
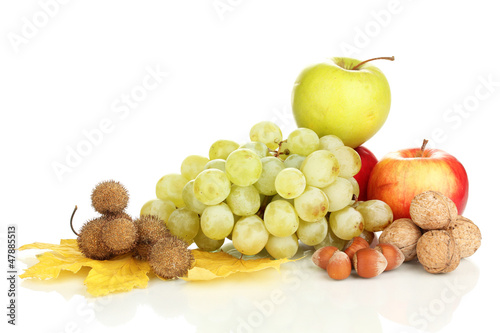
[142,121,393,259]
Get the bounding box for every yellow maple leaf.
[84,255,151,296]
[19,240,96,279]
[20,239,151,296]
[182,249,298,281]
[20,239,303,293]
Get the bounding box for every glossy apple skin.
[354,146,378,201]
[367,148,468,220]
[291,57,391,148]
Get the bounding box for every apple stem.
[351,56,395,70]
[70,205,80,237]
[417,139,429,157]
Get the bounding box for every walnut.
[409,191,458,230]
[416,230,460,274]
[379,218,422,261]
[446,215,481,258]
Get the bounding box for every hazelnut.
[416,230,460,274]
[375,243,405,271]
[343,236,370,263]
[446,216,481,258]
[312,246,338,270]
[410,191,458,230]
[358,230,375,246]
[379,218,422,261]
[353,248,387,278]
[326,250,351,280]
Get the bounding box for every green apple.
[291,56,393,148]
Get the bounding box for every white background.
[1,0,498,332]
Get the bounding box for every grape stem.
[70,205,80,237]
[272,140,289,158]
[351,56,395,70]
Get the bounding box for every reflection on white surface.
[18,244,479,333]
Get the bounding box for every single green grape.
[156,173,189,207]
[300,149,339,188]
[200,202,234,240]
[322,177,354,212]
[355,200,393,232]
[204,159,226,172]
[249,121,283,150]
[182,180,208,215]
[296,217,328,246]
[193,169,231,205]
[225,148,262,186]
[208,139,240,160]
[287,128,320,156]
[167,207,200,242]
[181,155,210,180]
[329,206,364,240]
[193,228,225,252]
[284,154,306,169]
[319,134,344,151]
[274,168,306,199]
[232,215,269,255]
[294,186,329,222]
[265,234,299,259]
[254,156,285,196]
[263,199,299,237]
[331,146,362,178]
[240,141,269,158]
[226,184,260,216]
[140,199,176,223]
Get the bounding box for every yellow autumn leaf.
[20,239,303,292]
[19,239,96,279]
[182,249,298,281]
[20,239,151,296]
[84,255,151,297]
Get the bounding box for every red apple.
[354,146,378,201]
[367,140,468,220]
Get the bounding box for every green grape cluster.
[142,121,393,259]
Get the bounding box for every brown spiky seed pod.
[103,211,133,222]
[134,215,171,260]
[91,180,129,214]
[148,237,194,280]
[409,191,458,230]
[101,218,138,255]
[77,217,113,260]
[416,230,460,274]
[446,216,481,258]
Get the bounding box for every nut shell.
[379,218,422,261]
[446,216,481,258]
[326,251,351,280]
[91,180,129,214]
[410,191,458,230]
[312,246,338,270]
[353,248,387,278]
[416,230,460,274]
[101,217,138,255]
[375,243,405,271]
[343,237,370,263]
